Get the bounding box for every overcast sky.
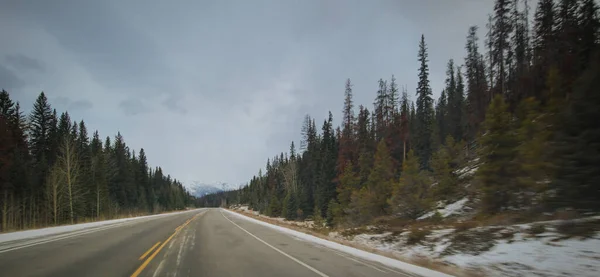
[1,0,493,188]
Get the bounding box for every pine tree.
[388,75,399,117]
[389,150,430,219]
[492,0,513,95]
[440,60,464,142]
[577,0,600,73]
[455,66,466,142]
[477,95,518,214]
[445,60,458,142]
[337,79,355,180]
[552,48,600,211]
[316,112,336,218]
[399,89,411,162]
[431,136,463,200]
[374,79,388,141]
[513,97,553,206]
[434,90,448,149]
[557,0,581,98]
[365,140,395,216]
[336,161,359,209]
[415,35,435,169]
[533,0,557,101]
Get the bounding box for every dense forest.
[200,0,600,227]
[0,91,194,232]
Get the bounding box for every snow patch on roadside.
[222,208,454,277]
[0,209,202,243]
[332,220,600,277]
[418,198,470,220]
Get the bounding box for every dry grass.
[555,219,600,239]
[406,228,431,245]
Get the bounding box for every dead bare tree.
[46,164,64,225]
[282,158,298,193]
[55,136,81,225]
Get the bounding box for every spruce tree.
[366,140,395,216]
[415,35,434,169]
[477,95,518,214]
[389,150,429,219]
[552,49,600,211]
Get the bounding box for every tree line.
[203,0,600,227]
[0,91,194,231]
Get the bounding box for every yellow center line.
[138,241,161,261]
[130,213,202,277]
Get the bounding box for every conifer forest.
[199,0,600,227]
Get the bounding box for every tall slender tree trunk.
[403,141,407,162]
[1,190,8,231]
[96,184,100,219]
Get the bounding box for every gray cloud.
[69,100,94,111]
[5,54,45,73]
[163,95,188,115]
[119,99,149,116]
[0,64,25,90]
[1,0,495,186]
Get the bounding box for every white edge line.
[222,208,454,277]
[326,246,411,276]
[334,252,388,273]
[0,221,135,253]
[220,211,329,277]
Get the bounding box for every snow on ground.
[0,209,201,243]
[454,159,479,180]
[332,221,600,277]
[231,205,316,228]
[445,231,600,277]
[418,197,470,220]
[223,208,454,277]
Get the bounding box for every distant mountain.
[187,182,244,198]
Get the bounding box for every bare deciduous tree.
[54,136,82,224]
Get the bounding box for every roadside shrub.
[555,220,599,239]
[527,224,546,235]
[406,229,431,245]
[454,221,478,232]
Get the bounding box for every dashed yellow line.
[130,212,203,277]
[138,241,161,261]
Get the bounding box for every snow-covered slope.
[330,218,600,277]
[187,182,244,197]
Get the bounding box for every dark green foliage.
[268,194,282,217]
[415,35,435,169]
[552,48,600,211]
[0,90,193,232]
[282,190,297,220]
[196,0,600,230]
[389,150,430,219]
[477,95,518,214]
[431,136,462,200]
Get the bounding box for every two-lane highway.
[0,208,428,277]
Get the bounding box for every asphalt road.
[0,208,422,277]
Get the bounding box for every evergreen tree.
[465,26,489,139]
[337,79,355,180]
[492,0,513,95]
[415,35,434,169]
[552,48,600,211]
[374,79,388,141]
[366,140,395,216]
[533,0,557,101]
[434,90,448,149]
[477,95,518,214]
[389,150,430,219]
